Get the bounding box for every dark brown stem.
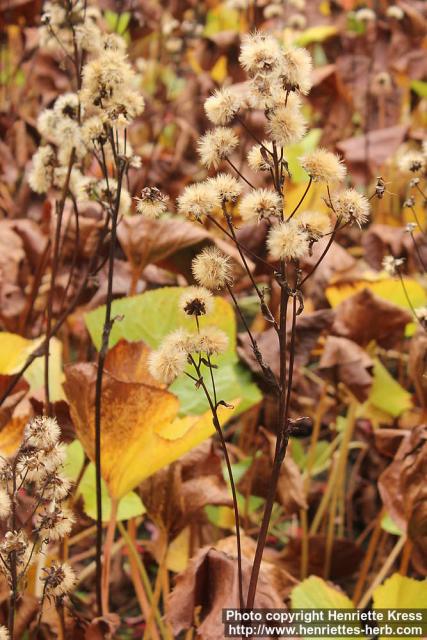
[287,177,312,221]
[225,157,255,189]
[246,293,297,607]
[93,158,125,615]
[44,148,76,414]
[300,221,339,285]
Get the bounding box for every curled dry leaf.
[280,535,363,580]
[140,441,233,546]
[332,288,412,347]
[166,537,292,640]
[379,424,427,574]
[318,335,373,401]
[408,328,427,409]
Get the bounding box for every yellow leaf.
[326,276,427,312]
[0,332,64,402]
[0,333,43,374]
[211,55,227,83]
[295,25,338,46]
[166,527,190,573]
[64,362,233,499]
[373,574,427,639]
[285,182,329,217]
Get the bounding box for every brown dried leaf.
[332,288,411,347]
[318,336,373,401]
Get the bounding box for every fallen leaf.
[318,336,373,401]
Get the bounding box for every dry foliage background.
[0,0,427,638]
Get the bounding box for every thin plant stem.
[358,536,406,608]
[287,177,312,221]
[101,497,119,614]
[93,156,125,615]
[352,509,384,604]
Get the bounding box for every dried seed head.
[38,473,72,502]
[267,95,307,146]
[28,145,55,194]
[207,173,242,204]
[179,287,214,317]
[239,32,282,78]
[355,7,376,21]
[36,507,75,542]
[192,246,233,290]
[398,151,426,174]
[239,189,282,223]
[247,141,274,172]
[382,255,404,276]
[267,220,310,260]
[386,5,404,19]
[0,489,10,520]
[148,346,188,385]
[24,416,60,449]
[135,187,168,218]
[41,562,76,597]
[198,127,239,169]
[278,47,312,94]
[332,189,370,227]
[194,327,229,356]
[300,148,346,183]
[204,88,240,125]
[177,182,219,220]
[0,625,9,640]
[297,210,332,239]
[161,329,196,355]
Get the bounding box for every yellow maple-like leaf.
[326,275,427,312]
[63,362,231,499]
[211,55,227,83]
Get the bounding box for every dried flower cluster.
[0,415,75,622]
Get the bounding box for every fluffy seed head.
[135,187,168,218]
[267,220,310,260]
[207,173,242,203]
[194,327,229,356]
[355,7,376,21]
[398,151,426,174]
[204,88,240,125]
[148,346,187,385]
[24,416,60,449]
[300,148,347,183]
[198,127,239,169]
[239,189,282,223]
[0,489,10,520]
[278,47,312,94]
[382,255,404,276]
[297,210,332,238]
[0,626,9,640]
[192,246,233,290]
[39,473,72,502]
[179,287,214,317]
[41,562,76,597]
[28,145,55,194]
[37,507,75,542]
[386,5,404,19]
[239,32,282,77]
[333,189,370,227]
[247,141,274,172]
[161,329,195,354]
[54,92,80,120]
[267,96,307,146]
[177,182,219,220]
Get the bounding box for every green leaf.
[77,463,146,522]
[411,80,427,98]
[286,129,322,184]
[104,9,131,35]
[292,439,331,476]
[368,359,412,418]
[381,513,403,536]
[85,288,261,415]
[346,14,366,35]
[64,439,85,482]
[171,362,261,416]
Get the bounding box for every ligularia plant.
[153,31,371,608]
[0,416,75,637]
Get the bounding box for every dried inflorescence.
[0,415,75,609]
